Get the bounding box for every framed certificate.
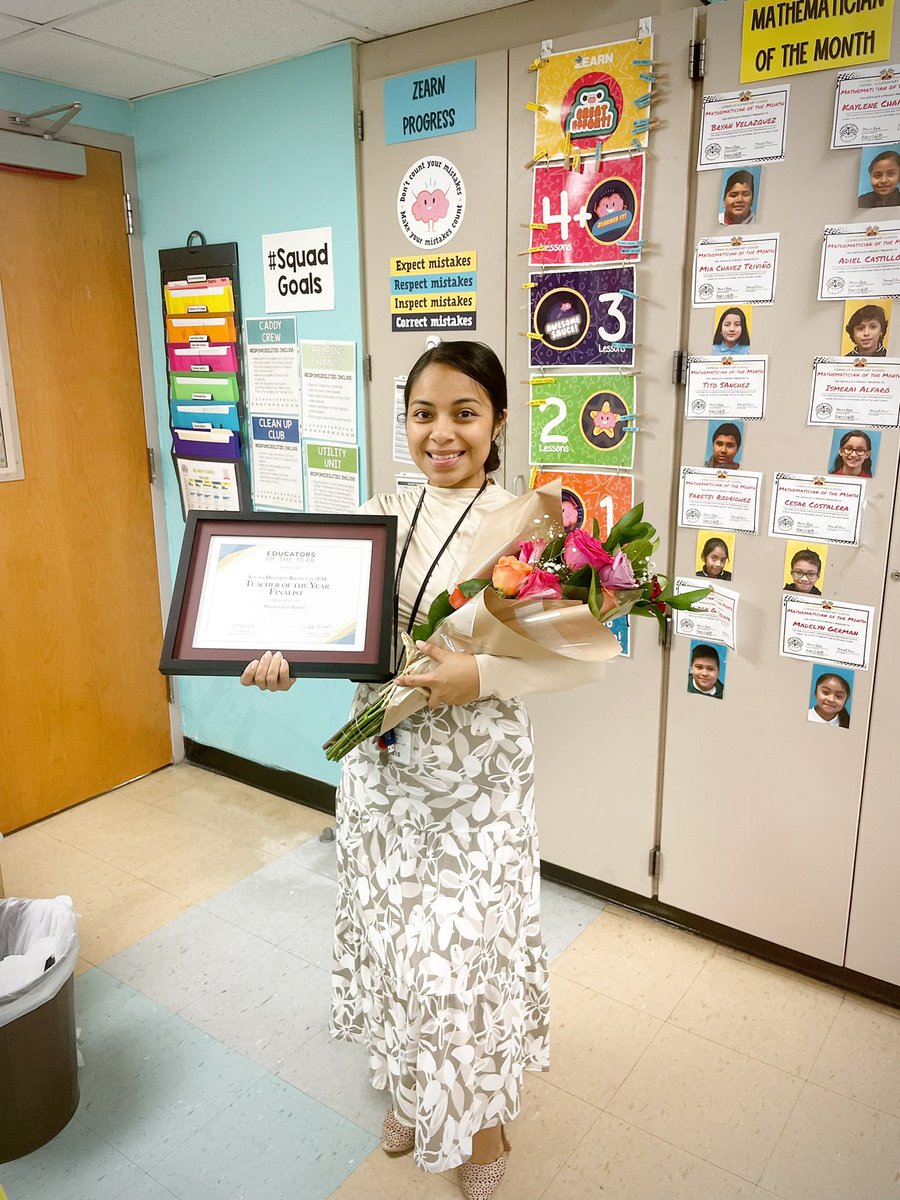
[160,512,397,679]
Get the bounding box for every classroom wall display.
[532,467,633,538]
[698,85,789,170]
[783,540,828,594]
[390,250,477,332]
[741,0,892,84]
[769,471,865,544]
[673,577,739,650]
[529,266,636,367]
[261,227,334,313]
[397,156,466,249]
[856,143,900,208]
[840,296,892,355]
[832,63,900,149]
[686,356,768,420]
[693,234,779,306]
[244,317,301,418]
[809,356,900,426]
[687,638,727,699]
[531,157,644,265]
[529,373,636,469]
[780,594,875,670]
[807,664,854,729]
[827,425,881,476]
[678,466,763,533]
[533,38,654,160]
[695,530,736,581]
[719,165,762,226]
[819,220,900,300]
[303,442,360,514]
[384,59,477,144]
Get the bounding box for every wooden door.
[0,145,172,833]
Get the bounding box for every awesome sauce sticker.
[531,158,644,266]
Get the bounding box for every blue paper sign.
[384,60,476,145]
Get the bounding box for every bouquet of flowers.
[323,481,709,761]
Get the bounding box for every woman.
[705,422,742,470]
[711,308,751,356]
[858,149,900,209]
[720,169,755,225]
[784,549,822,595]
[696,536,731,581]
[830,430,873,477]
[808,673,851,728]
[242,342,606,1197]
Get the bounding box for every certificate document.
[193,535,372,651]
[780,595,875,670]
[832,66,900,149]
[769,473,865,545]
[673,578,739,651]
[809,357,900,428]
[678,467,763,533]
[686,356,767,420]
[698,85,789,170]
[693,235,779,306]
[819,221,900,301]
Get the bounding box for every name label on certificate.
[832,66,900,149]
[819,221,900,300]
[698,85,790,170]
[780,595,874,670]
[678,467,763,533]
[686,356,767,420]
[809,357,900,428]
[769,473,865,545]
[673,578,739,651]
[693,235,779,307]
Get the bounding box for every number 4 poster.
[532,158,644,266]
[533,468,634,538]
[530,375,635,469]
[529,266,635,368]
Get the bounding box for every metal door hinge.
[672,348,688,386]
[659,611,673,649]
[124,191,134,236]
[649,845,661,878]
[147,446,157,484]
[364,353,372,382]
[689,39,706,81]
[356,110,364,141]
[165,677,174,704]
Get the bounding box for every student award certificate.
[780,595,874,670]
[193,535,372,651]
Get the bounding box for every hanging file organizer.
[159,237,251,516]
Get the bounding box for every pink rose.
[597,550,637,590]
[563,528,614,572]
[518,538,547,565]
[517,567,563,600]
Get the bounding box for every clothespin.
[613,342,636,349]
[520,331,543,340]
[522,222,548,230]
[632,118,651,133]
[570,151,582,172]
[528,56,547,71]
[633,58,654,66]
[525,101,548,114]
[529,466,539,488]
[639,72,656,83]
[524,149,550,169]
[519,244,550,256]
[629,138,645,154]
[528,376,555,385]
[618,241,646,256]
[619,289,640,300]
[634,92,653,109]
[521,280,537,289]
[563,131,572,158]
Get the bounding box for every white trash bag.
[0,896,79,1028]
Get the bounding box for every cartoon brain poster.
[534,39,652,161]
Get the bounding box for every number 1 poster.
[532,468,634,538]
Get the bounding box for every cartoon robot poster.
[529,266,635,368]
[534,38,652,161]
[531,157,644,266]
[529,374,635,469]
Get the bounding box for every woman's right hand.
[240,650,295,691]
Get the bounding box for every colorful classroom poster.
[397,157,466,249]
[244,317,300,418]
[819,221,900,299]
[698,85,790,170]
[299,341,356,445]
[693,235,779,306]
[390,250,477,332]
[769,472,865,544]
[673,578,739,651]
[250,415,303,510]
[529,266,635,368]
[176,459,241,512]
[832,65,900,148]
[742,1,892,83]
[533,38,653,160]
[383,59,476,144]
[532,468,634,539]
[262,227,334,313]
[531,158,644,266]
[809,356,900,426]
[303,442,360,514]
[780,595,875,670]
[678,467,763,533]
[686,356,768,420]
[529,374,635,469]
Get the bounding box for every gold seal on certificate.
[160,513,397,679]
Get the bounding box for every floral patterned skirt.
[329,689,549,1173]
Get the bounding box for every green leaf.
[566,565,592,588]
[587,568,603,621]
[426,590,454,628]
[667,587,712,610]
[603,502,643,551]
[458,577,490,598]
[561,584,588,600]
[623,537,654,569]
[539,536,565,564]
[592,517,600,539]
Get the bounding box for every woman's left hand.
[395,642,479,708]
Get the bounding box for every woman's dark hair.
[711,421,743,447]
[404,341,507,473]
[831,429,873,475]
[790,547,822,573]
[691,643,720,666]
[700,537,729,562]
[712,308,750,347]
[724,169,755,197]
[868,149,900,175]
[815,672,852,728]
[845,303,887,341]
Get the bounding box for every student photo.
[696,533,733,581]
[711,305,752,356]
[808,666,853,729]
[719,166,760,225]
[688,641,725,699]
[828,428,879,478]
[705,420,744,470]
[842,301,890,357]
[783,545,825,594]
[857,147,900,209]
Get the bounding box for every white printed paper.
[686,356,768,420]
[678,467,763,533]
[299,340,357,444]
[780,595,874,670]
[673,578,739,651]
[819,221,900,300]
[832,66,900,149]
[769,473,865,545]
[304,442,360,514]
[698,85,790,170]
[693,235,779,306]
[250,415,303,510]
[809,357,900,427]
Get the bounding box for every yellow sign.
[391,291,477,314]
[742,0,894,81]
[390,251,476,273]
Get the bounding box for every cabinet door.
[656,1,900,963]
[506,9,699,895]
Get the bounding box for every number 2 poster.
[532,158,644,266]
[530,374,635,469]
[529,266,635,368]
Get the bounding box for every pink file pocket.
[166,342,239,372]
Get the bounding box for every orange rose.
[491,555,534,597]
[448,585,468,609]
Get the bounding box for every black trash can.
[0,897,79,1163]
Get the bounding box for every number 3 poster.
[529,266,635,368]
[530,375,635,469]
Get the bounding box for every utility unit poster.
[532,468,634,539]
[531,158,644,265]
[534,38,652,160]
[529,266,635,368]
[529,374,635,469]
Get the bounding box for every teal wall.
[133,43,364,788]
[0,70,133,136]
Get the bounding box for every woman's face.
[815,679,848,721]
[849,318,883,354]
[790,559,820,592]
[405,363,500,489]
[703,547,728,577]
[870,157,900,197]
[712,433,740,466]
[724,182,753,222]
[719,313,744,346]
[838,436,870,474]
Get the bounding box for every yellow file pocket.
[164,277,234,315]
[166,313,237,342]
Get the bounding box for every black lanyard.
[393,480,487,671]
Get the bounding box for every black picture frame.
[159,511,397,680]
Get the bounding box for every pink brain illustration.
[411,186,450,230]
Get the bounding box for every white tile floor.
[1,764,899,1200]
